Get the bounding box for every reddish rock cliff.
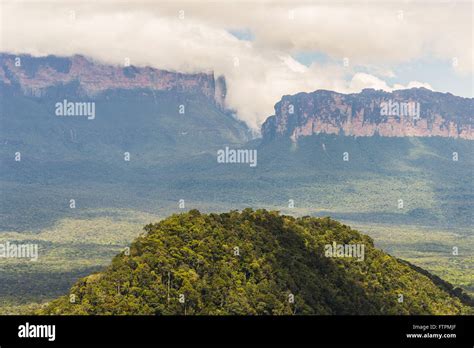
[0,53,226,106]
[262,89,473,141]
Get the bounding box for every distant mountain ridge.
[0,53,227,108]
[3,53,472,141]
[262,89,473,141]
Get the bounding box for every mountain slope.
[0,54,251,231]
[40,209,471,315]
[0,53,250,166]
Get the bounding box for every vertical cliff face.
[0,53,252,165]
[261,89,473,141]
[0,53,226,107]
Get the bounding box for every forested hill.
[41,209,472,315]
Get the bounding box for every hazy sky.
[1,0,472,129]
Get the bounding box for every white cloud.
[349,73,433,93]
[349,73,391,92]
[393,81,434,91]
